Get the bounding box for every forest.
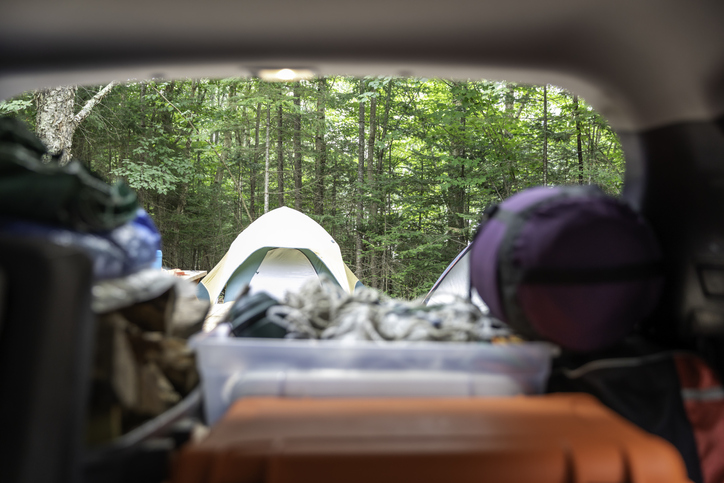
[3,76,625,299]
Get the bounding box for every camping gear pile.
[0,117,209,443]
[0,117,158,280]
[180,185,708,483]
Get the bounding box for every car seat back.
[0,237,94,483]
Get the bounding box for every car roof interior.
[2,0,724,132]
[3,0,724,482]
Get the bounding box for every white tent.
[198,207,361,303]
[424,244,487,311]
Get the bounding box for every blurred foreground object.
[0,116,161,279]
[89,269,209,444]
[471,185,663,352]
[171,395,689,483]
[0,116,138,232]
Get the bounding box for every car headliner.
[1,0,724,133]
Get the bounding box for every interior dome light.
[257,68,315,82]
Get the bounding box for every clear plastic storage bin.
[191,326,553,424]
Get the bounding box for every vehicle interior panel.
[3,0,724,481]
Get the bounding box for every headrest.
[470,185,663,352]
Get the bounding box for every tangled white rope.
[264,276,511,342]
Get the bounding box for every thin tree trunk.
[227,83,244,229]
[447,82,467,254]
[377,82,392,173]
[264,104,271,214]
[171,135,192,268]
[367,93,377,288]
[314,79,327,216]
[251,102,261,219]
[213,140,225,185]
[331,154,338,239]
[222,131,232,182]
[543,84,548,186]
[172,81,198,266]
[366,94,376,187]
[174,185,190,265]
[376,81,392,290]
[573,94,584,184]
[235,125,245,229]
[277,102,285,206]
[211,128,229,257]
[293,83,302,210]
[505,84,515,115]
[356,80,366,276]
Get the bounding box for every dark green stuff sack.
[0,116,138,232]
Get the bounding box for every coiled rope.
[265,276,512,342]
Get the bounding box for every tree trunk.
[314,79,327,216]
[543,84,548,186]
[211,126,230,257]
[213,129,228,186]
[573,94,584,184]
[251,102,261,219]
[235,124,245,229]
[447,82,468,255]
[222,130,233,180]
[504,84,515,115]
[331,154,338,239]
[277,103,285,207]
[293,83,303,211]
[171,128,194,267]
[376,81,393,291]
[264,104,271,214]
[366,93,377,288]
[226,83,244,229]
[356,80,366,276]
[35,81,115,165]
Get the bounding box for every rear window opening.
[1,76,683,483]
[1,76,624,299]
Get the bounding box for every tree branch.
[149,83,254,223]
[74,81,116,127]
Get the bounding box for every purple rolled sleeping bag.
[469,185,663,352]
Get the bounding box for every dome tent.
[198,207,361,303]
[423,244,487,312]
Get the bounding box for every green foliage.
[0,98,32,115]
[112,161,180,194]
[5,76,626,299]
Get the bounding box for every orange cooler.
[172,394,690,483]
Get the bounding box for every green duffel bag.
[0,116,138,232]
